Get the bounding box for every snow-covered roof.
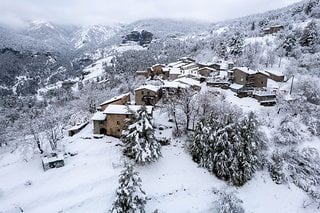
[161,81,190,89]
[169,67,182,75]
[178,73,201,79]
[199,67,216,71]
[152,64,165,67]
[258,71,270,77]
[42,153,64,165]
[253,90,276,96]
[181,62,198,70]
[168,61,188,68]
[174,77,201,87]
[162,67,170,72]
[100,93,130,106]
[135,84,159,93]
[265,70,284,77]
[232,67,257,75]
[136,70,148,73]
[68,122,89,131]
[92,111,107,121]
[230,83,244,90]
[217,63,229,70]
[104,105,153,115]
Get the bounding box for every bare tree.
[164,93,180,133]
[177,89,197,132]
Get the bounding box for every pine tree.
[234,112,259,186]
[299,21,318,47]
[268,151,286,184]
[190,113,262,186]
[213,115,239,182]
[229,32,244,57]
[191,118,211,167]
[111,163,146,213]
[122,106,161,165]
[281,35,297,57]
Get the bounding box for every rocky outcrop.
[122,30,153,46]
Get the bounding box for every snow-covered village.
[1,0,320,212]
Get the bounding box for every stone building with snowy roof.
[174,77,201,91]
[103,105,153,138]
[92,104,153,137]
[231,67,268,89]
[135,84,160,106]
[99,93,131,111]
[265,70,285,82]
[92,111,107,135]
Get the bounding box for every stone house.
[232,67,268,89]
[198,67,216,77]
[160,81,189,99]
[135,85,160,106]
[254,72,269,88]
[265,70,285,82]
[232,67,257,88]
[103,105,153,138]
[99,93,131,111]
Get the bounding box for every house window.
[117,129,121,132]
[99,120,104,125]
[117,121,120,125]
[141,91,144,95]
[126,115,129,118]
[147,91,150,95]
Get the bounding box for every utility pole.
[289,75,294,95]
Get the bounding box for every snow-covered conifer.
[268,151,286,184]
[215,189,245,213]
[122,106,161,165]
[111,163,146,213]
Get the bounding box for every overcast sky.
[0,0,301,28]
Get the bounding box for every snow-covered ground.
[1,102,318,212]
[82,57,113,82]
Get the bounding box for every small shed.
[42,153,65,171]
[253,92,277,106]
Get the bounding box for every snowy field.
[1,101,318,213]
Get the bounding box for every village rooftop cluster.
[82,57,287,139]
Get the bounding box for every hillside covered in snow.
[0,0,320,212]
